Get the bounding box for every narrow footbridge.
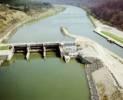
[0,41,78,61]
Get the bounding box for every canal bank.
[89,15,123,48]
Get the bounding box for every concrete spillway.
[0,41,78,62]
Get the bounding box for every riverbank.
[76,37,123,100]
[62,27,123,100]
[0,4,65,43]
[89,15,123,48]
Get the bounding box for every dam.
[0,41,78,62]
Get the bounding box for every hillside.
[0,4,28,36]
[90,0,123,30]
[0,3,64,42]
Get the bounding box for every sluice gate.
[0,41,78,62]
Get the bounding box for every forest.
[0,0,29,4]
[90,0,123,30]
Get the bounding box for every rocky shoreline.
[85,59,103,100]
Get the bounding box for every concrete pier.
[43,44,46,58]
[59,45,64,58]
[63,55,71,63]
[7,45,14,61]
[26,46,30,60]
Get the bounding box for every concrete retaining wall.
[85,59,104,100]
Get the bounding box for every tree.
[91,0,123,30]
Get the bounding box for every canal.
[0,5,123,100]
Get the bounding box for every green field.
[101,31,123,44]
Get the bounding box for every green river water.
[0,53,89,100]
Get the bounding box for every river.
[0,54,89,100]
[0,5,123,100]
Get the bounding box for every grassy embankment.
[101,31,123,44]
[86,8,123,46]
